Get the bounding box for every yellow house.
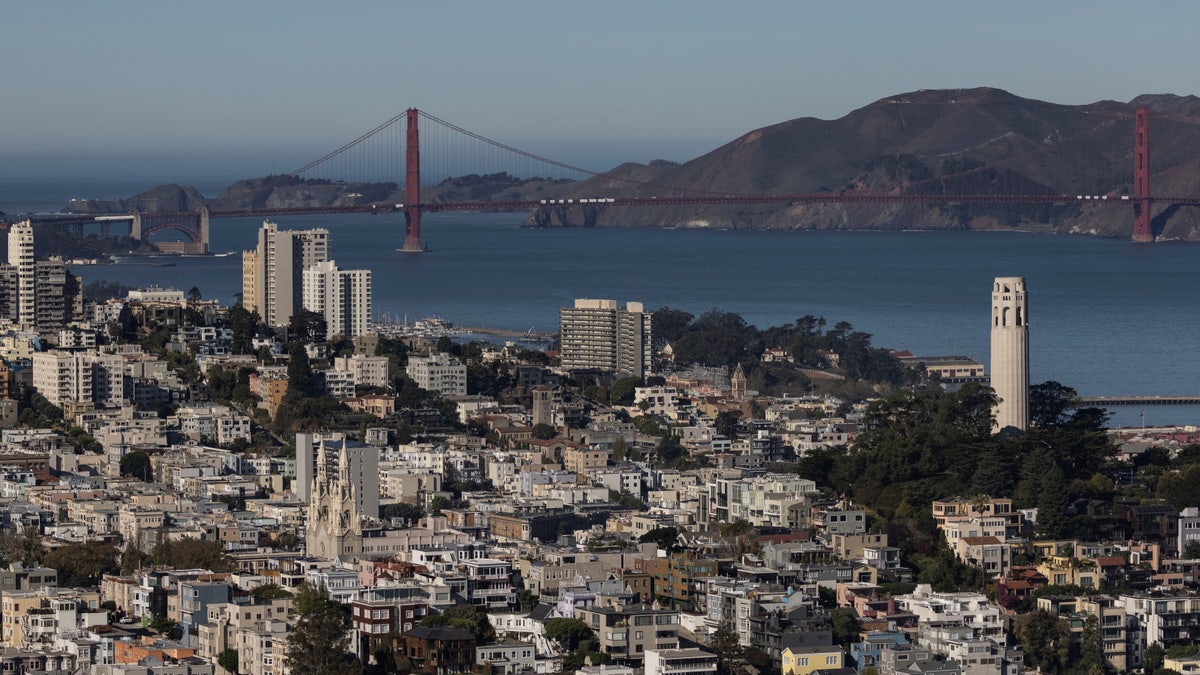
[782,645,844,675]
[1036,555,1100,589]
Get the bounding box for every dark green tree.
[1158,464,1200,509]
[840,383,997,514]
[1144,644,1166,674]
[289,310,328,344]
[42,541,120,587]
[251,584,293,600]
[151,537,234,572]
[650,307,694,346]
[150,615,177,636]
[120,451,153,481]
[714,410,742,440]
[1076,614,1106,675]
[285,583,361,675]
[670,309,762,368]
[380,503,425,524]
[638,527,680,549]
[217,649,239,675]
[1035,464,1069,539]
[0,526,46,567]
[545,618,595,652]
[608,376,643,405]
[1029,381,1080,428]
[286,343,313,398]
[655,433,685,466]
[530,423,557,440]
[1015,609,1070,674]
[830,608,863,648]
[517,589,537,612]
[709,624,744,675]
[228,306,260,354]
[1184,540,1200,559]
[420,604,494,643]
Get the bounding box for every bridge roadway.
[16,191,1200,228]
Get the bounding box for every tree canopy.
[285,583,361,675]
[120,451,153,481]
[544,618,595,652]
[42,541,120,587]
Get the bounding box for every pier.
[1077,396,1200,406]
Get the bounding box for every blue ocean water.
[4,180,1199,427]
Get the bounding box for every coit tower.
[991,277,1029,431]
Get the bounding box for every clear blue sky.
[3,0,1198,181]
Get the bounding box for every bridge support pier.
[1132,106,1153,242]
[130,211,142,240]
[402,208,425,252]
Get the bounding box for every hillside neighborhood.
[0,222,1198,675]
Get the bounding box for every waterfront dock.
[1078,396,1200,406]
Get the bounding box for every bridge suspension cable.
[417,109,747,197]
[290,112,407,177]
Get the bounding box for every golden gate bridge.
[15,106,1198,253]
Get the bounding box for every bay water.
[4,182,1199,428]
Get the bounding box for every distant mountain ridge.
[550,87,1200,239]
[65,88,1200,240]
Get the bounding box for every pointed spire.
[315,435,329,482]
[338,437,351,483]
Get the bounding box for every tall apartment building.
[302,260,373,337]
[406,352,467,396]
[332,354,391,389]
[559,299,652,378]
[35,259,78,329]
[242,220,329,327]
[32,351,127,409]
[1,223,79,329]
[8,221,35,326]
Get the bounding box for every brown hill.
[547,87,1200,239]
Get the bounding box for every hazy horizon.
[4,1,1198,178]
[0,137,725,188]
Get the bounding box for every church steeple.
[730,363,747,401]
[305,436,363,561]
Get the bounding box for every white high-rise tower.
[8,221,34,326]
[241,220,329,328]
[990,276,1029,431]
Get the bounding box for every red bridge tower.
[1132,106,1152,242]
[402,108,425,252]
